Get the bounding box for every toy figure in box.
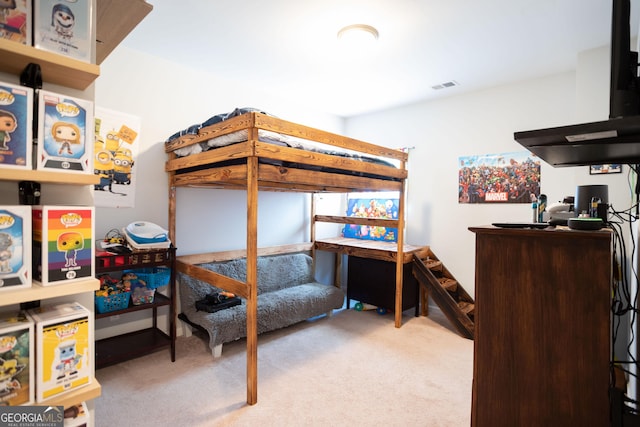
[32,206,94,286]
[54,340,81,379]
[51,3,74,39]
[0,110,16,150]
[34,0,92,62]
[0,82,33,169]
[28,302,91,402]
[57,231,83,268]
[51,121,81,156]
[0,207,31,291]
[36,90,93,173]
[0,311,33,405]
[0,232,13,272]
[0,0,30,44]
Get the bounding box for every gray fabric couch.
[178,253,345,357]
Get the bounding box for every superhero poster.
[458,151,541,204]
[343,191,399,242]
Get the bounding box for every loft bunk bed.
[165,109,418,405]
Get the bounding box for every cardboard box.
[28,302,92,402]
[0,205,32,292]
[33,0,93,63]
[32,206,94,286]
[0,311,34,406]
[36,90,93,174]
[0,0,31,45]
[0,81,33,169]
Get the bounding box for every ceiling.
[121,0,638,118]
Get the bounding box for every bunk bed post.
[310,193,317,275]
[246,146,259,405]
[394,171,407,328]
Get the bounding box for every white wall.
[344,44,632,298]
[95,43,634,329]
[94,47,344,248]
[93,47,344,338]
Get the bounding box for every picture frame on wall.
[589,164,622,175]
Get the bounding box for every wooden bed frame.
[165,111,413,405]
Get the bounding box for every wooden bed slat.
[177,260,250,299]
[166,141,254,172]
[253,113,407,161]
[165,113,255,153]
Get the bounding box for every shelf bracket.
[20,63,42,89]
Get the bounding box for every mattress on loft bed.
[165,107,399,171]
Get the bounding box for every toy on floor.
[354,302,388,315]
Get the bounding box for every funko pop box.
[0,311,34,406]
[36,90,93,174]
[28,302,92,402]
[33,0,93,63]
[0,205,32,292]
[0,0,31,45]
[32,205,94,286]
[0,81,33,170]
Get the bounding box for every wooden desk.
[315,237,428,326]
[469,226,611,427]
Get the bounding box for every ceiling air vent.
[431,80,459,90]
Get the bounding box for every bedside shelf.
[0,39,99,90]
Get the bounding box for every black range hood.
[514,115,640,167]
[514,0,640,168]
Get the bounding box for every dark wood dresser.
[469,226,612,426]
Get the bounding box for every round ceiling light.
[337,24,379,44]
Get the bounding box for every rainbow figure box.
[32,206,94,286]
[36,90,93,174]
[0,311,34,406]
[0,0,31,44]
[28,302,91,402]
[0,81,33,170]
[0,205,31,292]
[33,0,92,62]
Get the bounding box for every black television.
[514,0,640,167]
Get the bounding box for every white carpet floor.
[95,308,473,426]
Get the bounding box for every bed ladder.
[412,249,475,339]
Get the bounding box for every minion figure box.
[0,81,33,169]
[0,205,31,292]
[37,90,93,174]
[33,0,92,62]
[28,302,91,402]
[0,311,34,406]
[0,0,31,44]
[32,205,94,286]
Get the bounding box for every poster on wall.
[342,191,399,242]
[458,151,541,204]
[93,107,140,208]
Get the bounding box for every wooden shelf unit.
[0,38,99,90]
[94,247,177,369]
[0,279,100,307]
[0,169,100,185]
